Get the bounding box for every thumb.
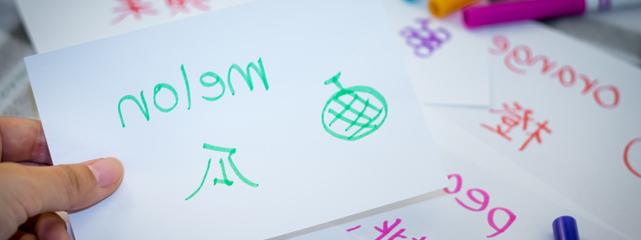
[0,158,124,238]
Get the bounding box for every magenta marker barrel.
[463,0,641,28]
[463,0,585,28]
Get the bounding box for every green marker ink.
[153,83,179,112]
[200,71,226,102]
[321,72,388,141]
[185,158,212,201]
[227,57,269,96]
[117,58,268,128]
[185,143,258,200]
[213,158,234,186]
[181,64,192,110]
[203,143,258,187]
[226,153,259,187]
[117,91,150,128]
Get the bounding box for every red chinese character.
[481,102,533,141]
[518,120,551,151]
[374,218,407,240]
[112,0,157,24]
[482,101,550,151]
[166,0,209,15]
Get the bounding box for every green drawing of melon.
[321,72,388,141]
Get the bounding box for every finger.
[35,212,69,240]
[9,230,36,240]
[17,214,38,233]
[0,117,52,164]
[0,158,124,239]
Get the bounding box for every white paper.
[290,108,627,239]
[15,0,253,52]
[286,19,641,240]
[427,22,641,239]
[384,1,492,107]
[25,0,447,239]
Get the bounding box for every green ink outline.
[213,158,234,186]
[199,71,226,102]
[117,91,150,128]
[227,57,269,96]
[203,143,259,188]
[321,72,388,141]
[185,158,212,201]
[181,64,192,110]
[153,83,179,112]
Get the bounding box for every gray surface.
[542,12,641,66]
[0,0,37,118]
[1,1,640,119]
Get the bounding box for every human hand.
[0,117,124,240]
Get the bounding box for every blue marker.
[553,216,580,240]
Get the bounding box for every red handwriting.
[489,35,621,109]
[481,101,551,151]
[443,173,517,238]
[112,0,157,24]
[624,138,641,179]
[346,218,428,240]
[166,0,209,15]
[111,0,209,24]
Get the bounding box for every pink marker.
[463,0,641,28]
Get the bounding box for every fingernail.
[86,158,123,188]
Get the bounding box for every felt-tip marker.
[553,216,580,240]
[463,0,641,28]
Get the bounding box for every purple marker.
[553,216,580,240]
[463,0,641,28]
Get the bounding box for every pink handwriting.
[624,138,641,179]
[346,218,428,240]
[443,173,517,238]
[489,35,620,109]
[374,218,406,240]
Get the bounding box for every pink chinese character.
[112,0,157,24]
[374,218,407,240]
[166,0,209,15]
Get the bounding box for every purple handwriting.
[399,18,451,58]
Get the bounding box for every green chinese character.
[321,72,388,141]
[185,143,258,201]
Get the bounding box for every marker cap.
[553,216,580,240]
[429,0,480,18]
[462,0,586,28]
